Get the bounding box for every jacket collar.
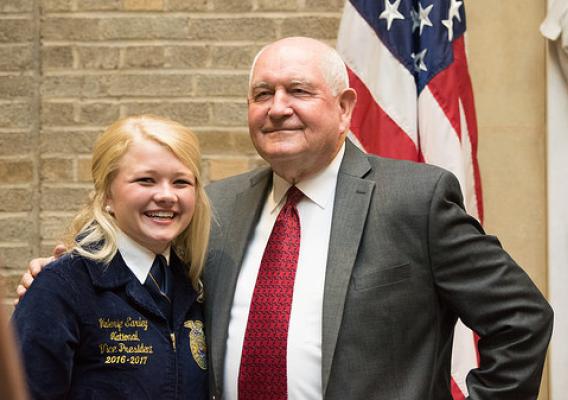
[84,251,133,290]
[84,249,198,323]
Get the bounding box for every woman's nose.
[153,183,176,203]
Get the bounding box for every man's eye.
[291,88,309,95]
[253,92,271,101]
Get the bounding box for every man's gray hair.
[249,38,349,96]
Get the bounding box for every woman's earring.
[105,205,112,213]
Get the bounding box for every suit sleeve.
[428,171,553,400]
[12,268,80,400]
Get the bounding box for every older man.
[21,37,552,400]
[203,37,552,400]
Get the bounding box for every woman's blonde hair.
[65,115,211,294]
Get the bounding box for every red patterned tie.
[238,186,303,400]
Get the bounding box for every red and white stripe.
[337,1,483,398]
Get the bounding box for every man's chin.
[259,148,304,164]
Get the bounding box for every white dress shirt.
[115,229,170,283]
[223,143,345,400]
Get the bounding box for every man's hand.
[14,244,67,305]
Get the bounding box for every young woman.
[12,115,210,399]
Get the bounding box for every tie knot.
[284,186,303,208]
[156,254,167,268]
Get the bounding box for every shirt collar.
[270,142,345,212]
[115,229,171,284]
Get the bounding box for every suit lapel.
[322,141,375,395]
[210,169,272,391]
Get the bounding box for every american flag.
[337,0,482,398]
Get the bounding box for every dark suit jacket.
[203,139,553,400]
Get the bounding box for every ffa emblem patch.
[184,320,207,370]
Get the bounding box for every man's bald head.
[249,37,349,97]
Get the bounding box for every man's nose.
[268,90,293,119]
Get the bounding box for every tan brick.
[99,17,189,40]
[123,0,164,11]
[77,157,92,182]
[79,103,120,126]
[39,76,95,97]
[40,0,73,12]
[196,130,255,154]
[0,0,33,12]
[164,45,209,69]
[0,159,34,183]
[257,0,297,11]
[123,46,166,69]
[0,216,34,242]
[281,16,341,39]
[211,101,247,126]
[40,243,65,257]
[211,0,253,12]
[42,18,102,41]
[0,45,33,71]
[233,131,256,154]
[42,46,74,70]
[0,246,34,270]
[168,0,208,11]
[0,132,33,156]
[303,0,344,11]
[0,271,23,298]
[40,214,73,241]
[40,129,99,153]
[195,74,248,97]
[0,189,33,212]
[0,102,32,129]
[195,131,231,154]
[76,0,121,11]
[0,75,34,97]
[0,19,33,43]
[124,101,210,126]
[40,186,92,211]
[187,18,277,41]
[210,45,261,69]
[42,74,194,97]
[40,158,74,182]
[207,158,251,181]
[41,102,76,126]
[77,46,120,70]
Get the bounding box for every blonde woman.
[13,115,210,399]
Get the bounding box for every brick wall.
[0,0,344,303]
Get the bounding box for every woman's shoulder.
[40,252,101,289]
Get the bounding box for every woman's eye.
[135,177,154,184]
[174,179,194,187]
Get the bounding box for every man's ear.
[338,87,357,133]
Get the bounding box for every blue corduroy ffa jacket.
[12,250,208,400]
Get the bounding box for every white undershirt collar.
[270,142,345,212]
[115,229,171,284]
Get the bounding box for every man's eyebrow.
[251,82,271,90]
[250,80,314,90]
[290,79,312,87]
